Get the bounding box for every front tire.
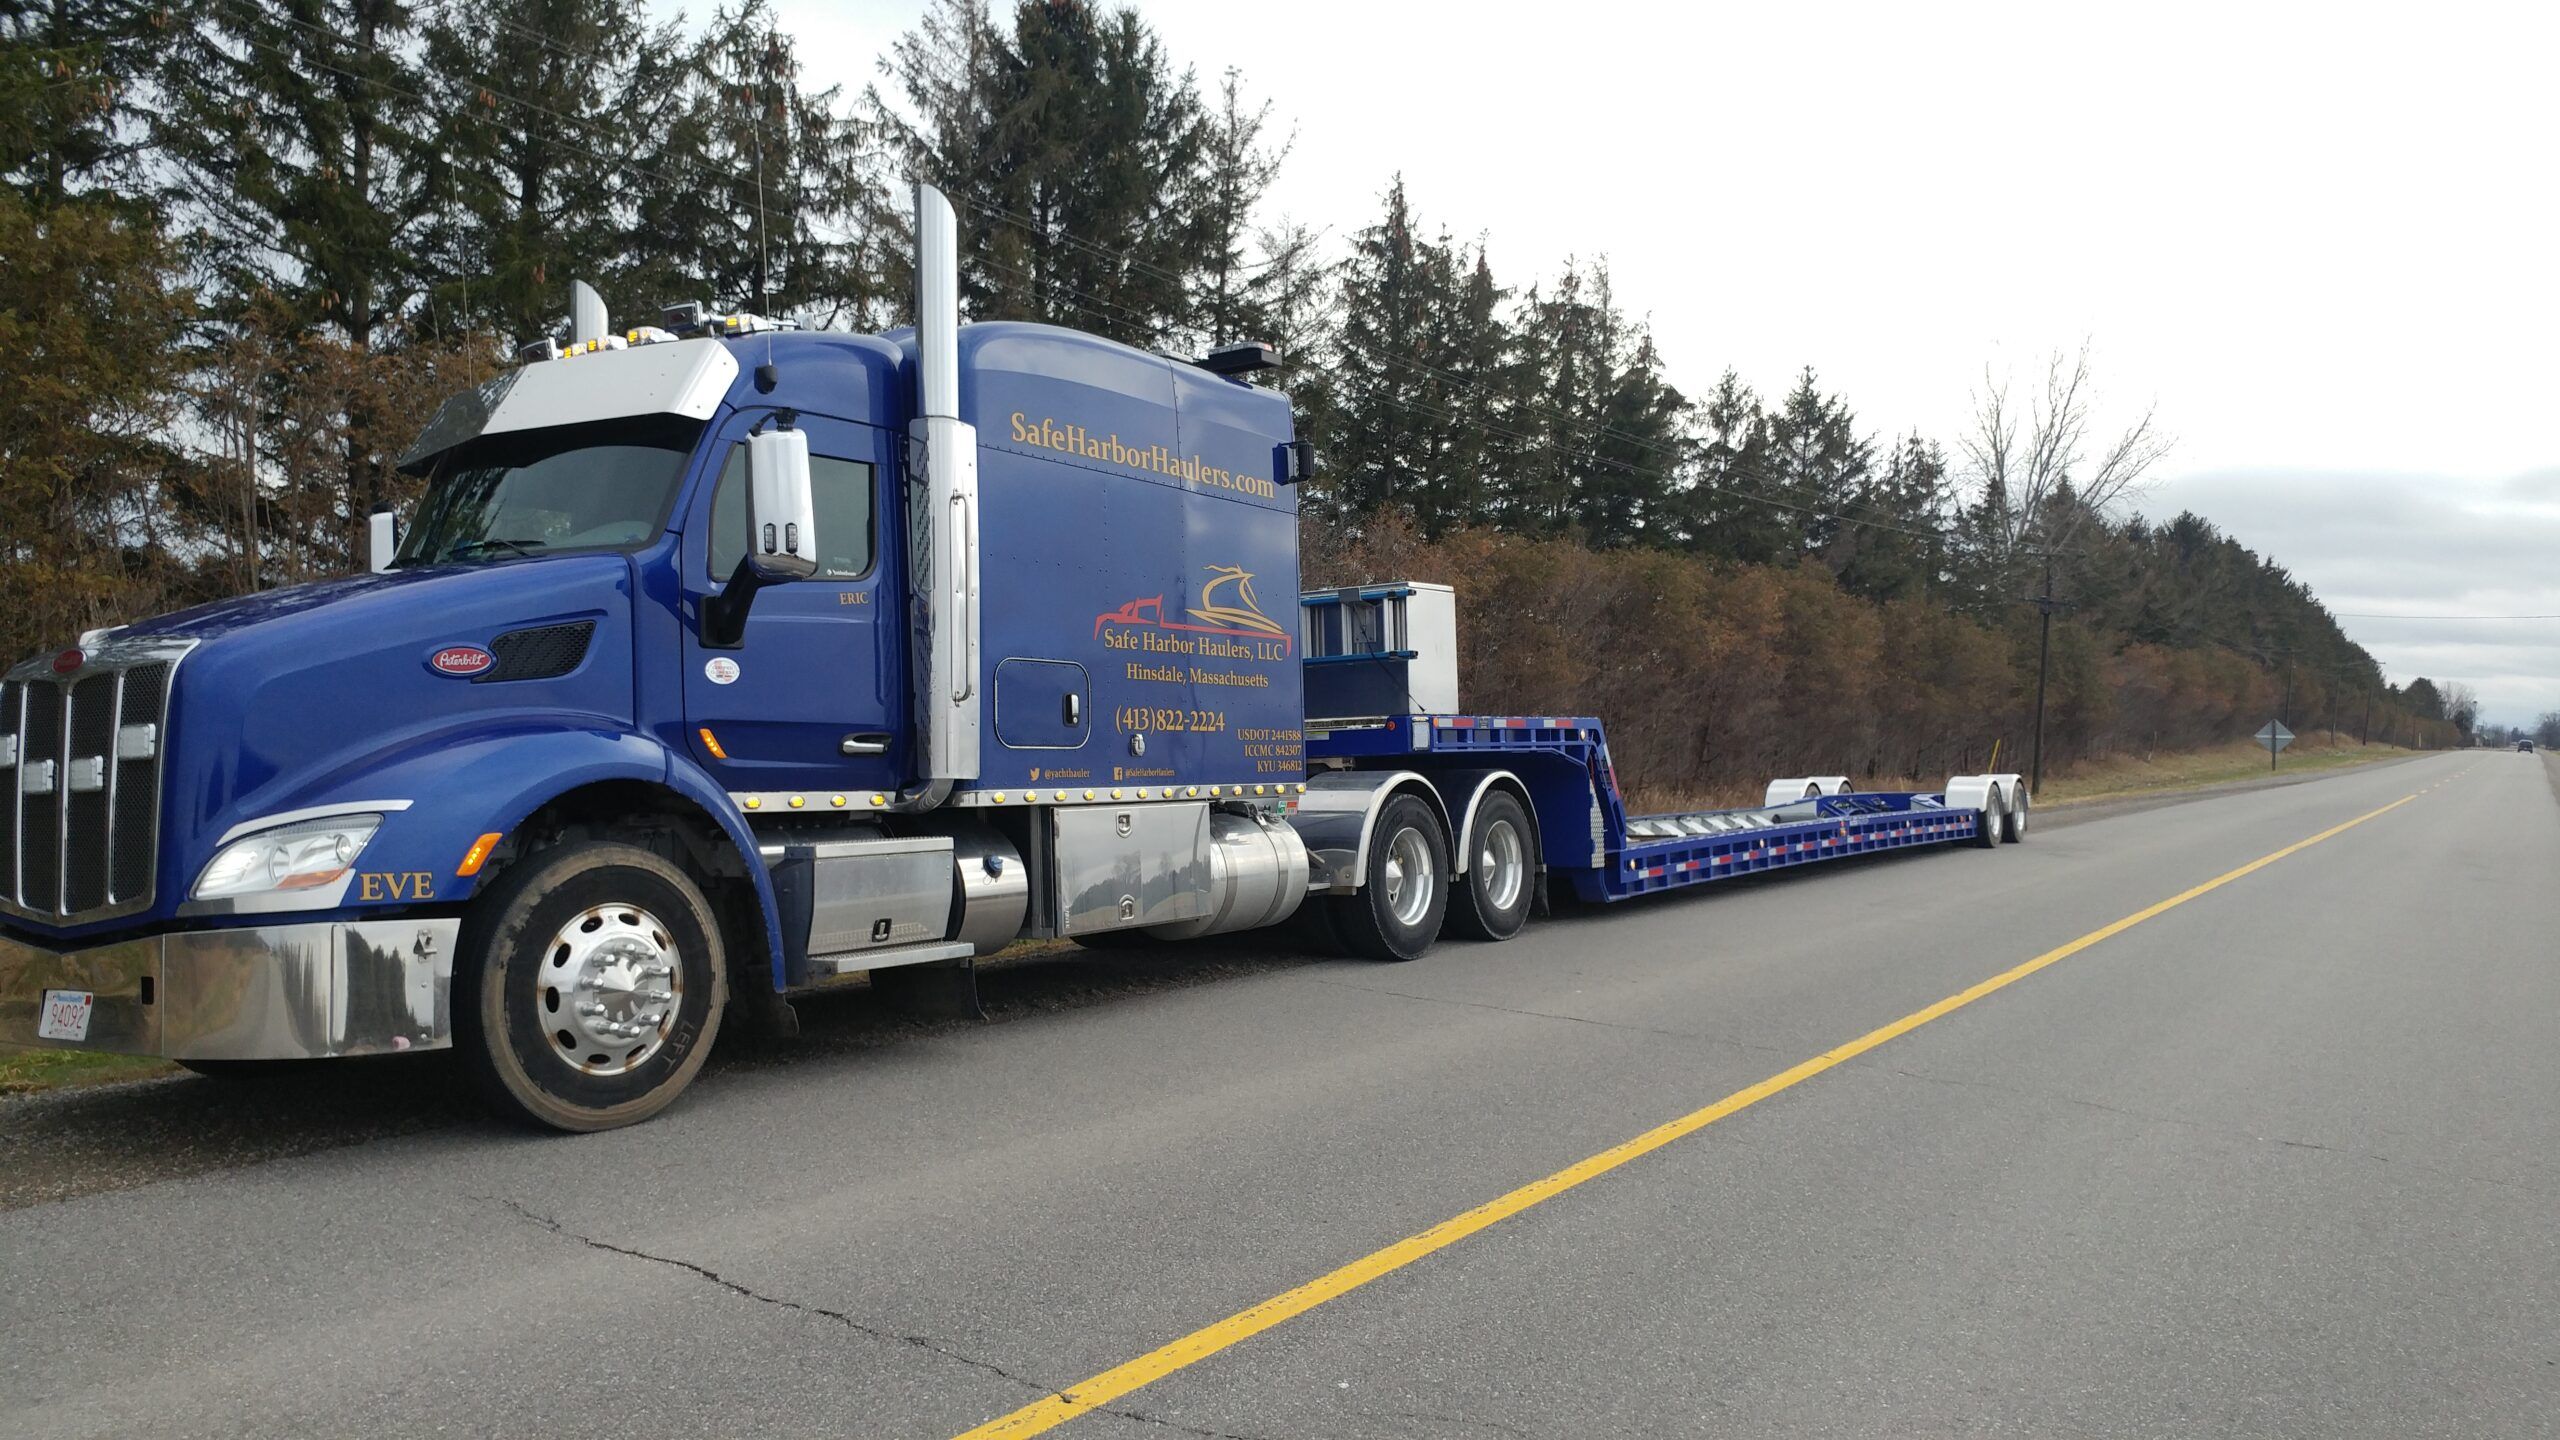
[1447,791,1534,942]
[1328,794,1451,962]
[455,841,728,1132]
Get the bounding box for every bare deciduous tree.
[1961,344,2173,576]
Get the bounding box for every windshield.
[393,415,704,567]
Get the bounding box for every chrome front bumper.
[0,919,459,1061]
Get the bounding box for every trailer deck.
[1306,713,1993,903]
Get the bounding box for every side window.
[708,444,877,579]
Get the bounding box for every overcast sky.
[724,0,2560,724]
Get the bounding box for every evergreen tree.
[417,0,699,343]
[877,0,1212,346]
[1832,431,1948,601]
[157,0,433,352]
[1,0,163,203]
[1437,245,1512,531]
[0,189,199,644]
[1684,369,1787,564]
[1190,66,1290,351]
[1760,367,1872,569]
[155,0,440,567]
[1326,177,1452,523]
[651,0,881,329]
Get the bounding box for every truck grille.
[1,640,190,925]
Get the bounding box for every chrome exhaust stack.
[906,182,982,785]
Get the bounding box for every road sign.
[2255,721,2295,754]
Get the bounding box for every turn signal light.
[456,832,504,878]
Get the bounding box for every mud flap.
[732,943,803,1040]
[869,956,986,1022]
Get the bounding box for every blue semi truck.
[0,186,2026,1129]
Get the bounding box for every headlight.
[192,815,383,901]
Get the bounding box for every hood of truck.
[20,555,642,937]
[162,552,636,801]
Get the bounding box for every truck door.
[680,411,904,797]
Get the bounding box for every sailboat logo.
[1187,566,1286,636]
[1094,565,1293,652]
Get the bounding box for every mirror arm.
[700,556,772,650]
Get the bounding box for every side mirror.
[744,424,818,581]
[368,504,399,573]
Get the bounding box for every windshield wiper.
[449,537,549,560]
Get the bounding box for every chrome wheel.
[1478,818,1526,913]
[1382,826,1439,930]
[537,903,683,1075]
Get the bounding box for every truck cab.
[0,185,1323,1129]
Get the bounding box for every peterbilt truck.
[0,185,2026,1130]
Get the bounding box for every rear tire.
[455,841,727,1132]
[1447,791,1534,942]
[2002,786,2030,843]
[1327,794,1450,962]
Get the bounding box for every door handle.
[1062,692,1082,728]
[840,733,892,756]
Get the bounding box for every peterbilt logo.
[428,646,495,677]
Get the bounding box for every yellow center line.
[951,790,2425,1439]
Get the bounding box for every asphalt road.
[3,751,2554,1438]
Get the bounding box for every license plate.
[37,989,95,1043]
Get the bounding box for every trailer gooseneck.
[0,184,2026,1129]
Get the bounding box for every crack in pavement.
[480,1196,1285,1440]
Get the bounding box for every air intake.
[478,622,595,683]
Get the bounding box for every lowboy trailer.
[0,185,2024,1129]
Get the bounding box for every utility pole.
[2024,555,2064,797]
[2361,690,2371,746]
[2275,657,2291,771]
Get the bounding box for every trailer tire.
[1328,794,1450,962]
[1971,796,2002,848]
[1447,791,1534,942]
[2002,786,2030,843]
[455,840,728,1133]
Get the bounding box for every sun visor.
[399,339,740,472]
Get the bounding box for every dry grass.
[2035,735,2417,806]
